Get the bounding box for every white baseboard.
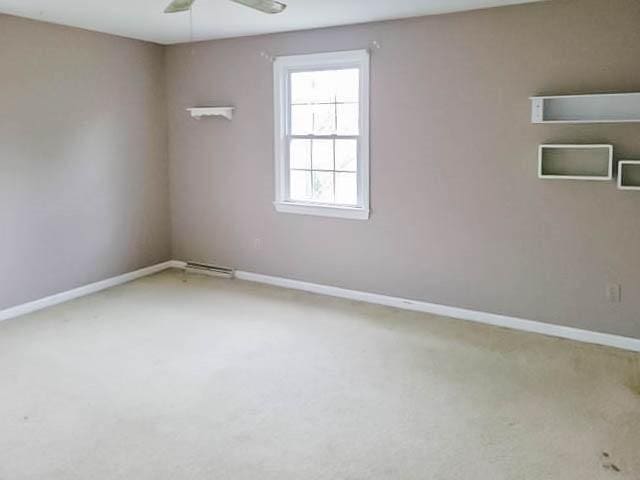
[3,260,638,353]
[0,260,181,323]
[234,270,640,353]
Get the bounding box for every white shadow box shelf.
[618,161,640,190]
[187,107,234,120]
[530,93,640,123]
[538,145,613,181]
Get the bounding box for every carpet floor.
[0,269,639,479]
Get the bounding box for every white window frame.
[273,49,370,220]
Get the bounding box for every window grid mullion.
[290,168,357,173]
[290,101,358,106]
[289,135,359,140]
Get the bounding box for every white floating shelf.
[538,144,613,181]
[530,92,640,124]
[187,107,234,120]
[618,161,640,190]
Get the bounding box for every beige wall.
[166,0,640,338]
[0,15,171,309]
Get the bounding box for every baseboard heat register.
[184,262,235,279]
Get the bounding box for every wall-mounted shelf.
[530,93,640,124]
[618,161,640,190]
[538,144,613,181]
[187,107,234,120]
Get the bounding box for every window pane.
[312,171,334,203]
[291,105,313,135]
[335,69,359,103]
[290,170,312,201]
[290,139,311,169]
[291,70,339,105]
[313,104,336,135]
[335,139,357,172]
[312,139,334,170]
[337,103,359,135]
[335,172,358,205]
[310,70,337,104]
[290,72,316,104]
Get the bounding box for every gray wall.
[166,0,640,338]
[0,15,171,309]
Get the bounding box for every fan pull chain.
[189,6,193,43]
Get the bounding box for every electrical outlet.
[606,283,622,303]
[253,238,262,250]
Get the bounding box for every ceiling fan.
[164,0,287,14]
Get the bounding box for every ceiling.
[0,0,546,45]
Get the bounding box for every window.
[273,50,370,220]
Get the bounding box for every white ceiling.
[0,0,545,45]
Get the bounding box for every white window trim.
[273,49,370,220]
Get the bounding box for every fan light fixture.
[164,0,287,14]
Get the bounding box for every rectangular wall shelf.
[538,144,613,181]
[530,92,640,123]
[618,161,640,190]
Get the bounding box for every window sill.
[274,201,370,220]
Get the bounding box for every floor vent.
[184,261,234,279]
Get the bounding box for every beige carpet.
[0,269,639,479]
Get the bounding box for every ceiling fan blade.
[229,0,287,14]
[164,0,196,13]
